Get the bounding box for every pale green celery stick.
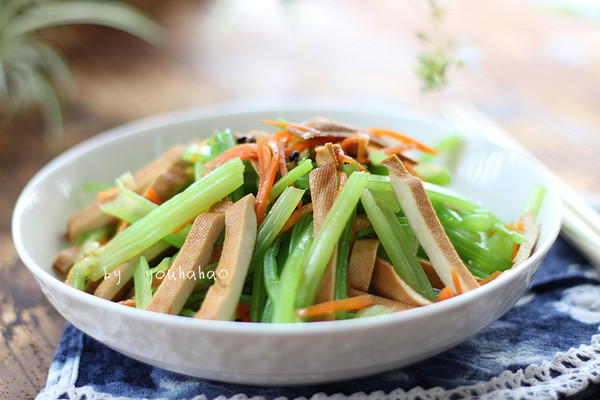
[87,158,244,280]
[249,187,305,321]
[214,129,236,151]
[361,189,436,300]
[150,256,172,276]
[369,152,387,166]
[133,257,152,309]
[458,212,492,231]
[70,257,96,291]
[102,186,189,248]
[413,163,451,185]
[487,233,514,262]
[365,174,391,192]
[271,222,314,323]
[73,225,114,246]
[297,172,368,307]
[251,187,305,272]
[179,309,197,318]
[420,132,462,163]
[356,305,393,318]
[269,159,313,202]
[370,189,401,213]
[196,262,219,287]
[522,183,546,218]
[355,227,375,239]
[183,142,212,163]
[263,240,281,303]
[261,299,273,323]
[335,211,354,301]
[444,228,512,273]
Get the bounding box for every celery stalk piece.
[444,227,512,273]
[413,163,452,185]
[334,211,355,301]
[361,189,436,300]
[249,186,305,321]
[523,182,546,218]
[251,186,305,271]
[194,162,208,181]
[86,158,245,280]
[296,172,369,307]
[261,299,274,323]
[133,256,152,309]
[269,159,313,202]
[419,132,462,163]
[370,189,401,213]
[80,181,113,193]
[263,240,281,304]
[102,185,190,248]
[271,222,314,323]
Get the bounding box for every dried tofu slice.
[309,163,340,311]
[382,155,479,293]
[347,238,379,292]
[196,195,257,321]
[348,288,414,312]
[371,257,432,307]
[145,212,225,315]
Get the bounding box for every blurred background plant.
[0,0,162,142]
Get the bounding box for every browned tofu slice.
[145,211,225,315]
[347,238,380,292]
[196,194,257,320]
[371,257,432,307]
[382,155,479,293]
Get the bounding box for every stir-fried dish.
[54,117,545,322]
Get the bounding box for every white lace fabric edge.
[36,333,600,400]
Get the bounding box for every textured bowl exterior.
[13,100,561,385]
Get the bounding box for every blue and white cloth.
[38,236,600,400]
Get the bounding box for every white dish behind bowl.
[13,101,561,385]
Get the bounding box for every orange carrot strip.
[381,144,413,155]
[282,203,313,232]
[261,119,318,135]
[295,296,373,318]
[143,186,162,205]
[206,143,259,168]
[479,271,502,285]
[451,268,463,295]
[255,148,279,226]
[511,243,520,262]
[509,220,525,262]
[236,302,251,322]
[340,133,370,164]
[151,274,165,288]
[273,130,292,176]
[338,153,368,172]
[119,298,136,307]
[436,286,454,302]
[97,186,119,202]
[367,127,439,154]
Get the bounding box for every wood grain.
[1,0,599,396]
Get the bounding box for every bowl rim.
[11,98,563,335]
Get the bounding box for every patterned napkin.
[37,236,600,400]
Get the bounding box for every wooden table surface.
[2,0,599,397]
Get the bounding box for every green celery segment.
[269,159,313,202]
[87,158,244,281]
[296,171,368,307]
[133,256,152,309]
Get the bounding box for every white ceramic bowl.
[12,100,561,385]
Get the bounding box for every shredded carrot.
[403,161,419,177]
[380,144,413,155]
[451,268,463,295]
[115,219,129,235]
[151,274,165,288]
[282,203,313,232]
[436,286,454,302]
[479,271,502,285]
[206,143,259,168]
[143,186,162,205]
[235,302,252,322]
[273,130,293,176]
[255,139,279,226]
[367,127,439,154]
[509,220,525,262]
[97,186,119,202]
[119,298,136,308]
[296,296,373,319]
